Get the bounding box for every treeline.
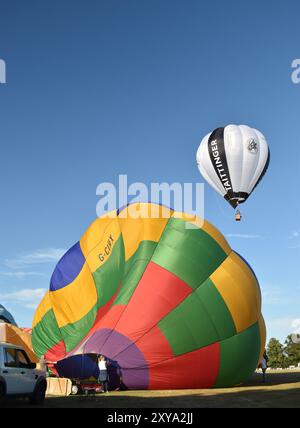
[267,335,300,368]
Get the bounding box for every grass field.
[2,370,300,408]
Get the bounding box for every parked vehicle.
[0,342,47,405]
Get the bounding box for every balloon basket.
[235,210,242,222]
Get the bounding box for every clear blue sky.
[0,0,299,343]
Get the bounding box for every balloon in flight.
[196,124,270,210]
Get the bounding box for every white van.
[0,342,47,405]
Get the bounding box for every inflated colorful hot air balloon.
[196,125,270,220]
[32,203,266,389]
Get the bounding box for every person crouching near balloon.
[98,355,109,393]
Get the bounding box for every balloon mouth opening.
[228,198,244,209]
[224,193,249,209]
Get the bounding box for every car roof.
[0,342,22,349]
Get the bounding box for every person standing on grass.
[39,355,48,373]
[261,351,268,383]
[98,354,109,393]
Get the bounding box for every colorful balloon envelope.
[196,124,270,209]
[32,203,266,389]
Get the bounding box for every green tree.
[267,338,288,368]
[284,335,300,367]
